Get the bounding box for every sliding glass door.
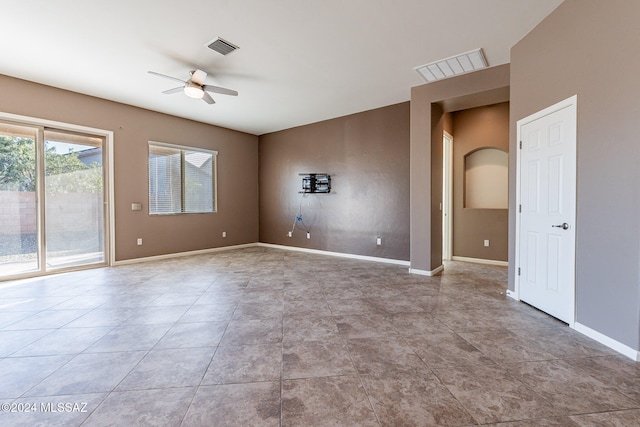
[0,123,39,276]
[44,130,105,269]
[0,121,108,279]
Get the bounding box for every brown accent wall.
[510,0,640,349]
[452,102,509,261]
[259,102,410,260]
[0,74,259,262]
[410,64,510,272]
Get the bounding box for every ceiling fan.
[148,69,238,104]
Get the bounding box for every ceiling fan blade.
[148,71,186,84]
[191,69,207,86]
[203,85,238,96]
[202,91,215,104]
[162,86,184,94]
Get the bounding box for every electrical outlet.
[306,232,311,239]
[287,231,292,238]
[137,238,143,246]
[484,239,490,247]
[222,231,227,238]
[376,237,382,246]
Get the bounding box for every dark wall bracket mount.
[299,173,331,193]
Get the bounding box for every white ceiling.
[1,0,563,136]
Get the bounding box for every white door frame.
[0,111,115,277]
[442,132,453,261]
[512,95,577,327]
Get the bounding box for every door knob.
[552,223,569,230]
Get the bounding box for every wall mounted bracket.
[299,173,331,193]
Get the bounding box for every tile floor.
[0,246,639,426]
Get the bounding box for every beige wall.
[259,102,410,260]
[510,0,640,350]
[0,74,259,262]
[410,64,510,273]
[452,102,509,261]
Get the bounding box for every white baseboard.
[257,243,410,266]
[113,243,258,266]
[573,322,640,361]
[114,242,412,268]
[506,289,519,301]
[408,264,444,277]
[452,256,508,267]
[503,293,639,360]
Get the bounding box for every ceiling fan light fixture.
[184,82,204,99]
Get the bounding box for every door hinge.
[519,140,522,149]
[519,204,522,213]
[517,267,521,276]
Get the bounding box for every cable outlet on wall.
[484,239,490,247]
[137,238,143,246]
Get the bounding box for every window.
[148,142,216,214]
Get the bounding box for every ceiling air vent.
[207,37,239,55]
[415,48,488,83]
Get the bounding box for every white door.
[516,96,577,324]
[442,132,453,261]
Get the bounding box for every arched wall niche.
[464,147,508,209]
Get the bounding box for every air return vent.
[207,37,239,55]
[415,48,487,83]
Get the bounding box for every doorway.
[0,118,112,280]
[515,95,577,325]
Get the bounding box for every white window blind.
[184,150,213,213]
[148,142,216,214]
